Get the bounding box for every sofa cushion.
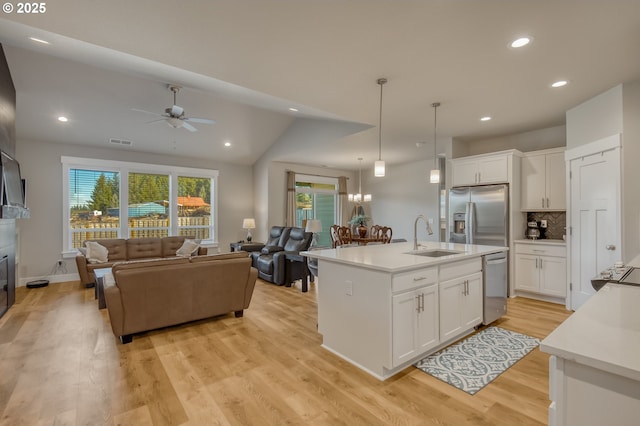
[86,239,127,261]
[85,241,109,264]
[161,236,192,257]
[127,238,162,260]
[256,254,275,274]
[176,239,201,257]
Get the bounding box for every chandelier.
[430,102,441,184]
[348,158,371,203]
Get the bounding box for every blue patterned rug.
[414,326,540,395]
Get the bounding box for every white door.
[416,285,439,353]
[569,144,621,310]
[392,290,419,365]
[522,155,546,210]
[539,256,567,297]
[462,272,483,328]
[546,152,566,210]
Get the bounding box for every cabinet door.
[478,155,508,184]
[416,284,439,353]
[546,152,566,210]
[515,254,539,292]
[439,278,464,341]
[452,159,478,186]
[539,255,567,297]
[392,290,419,365]
[462,272,483,329]
[522,155,546,210]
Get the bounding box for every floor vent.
[109,138,133,146]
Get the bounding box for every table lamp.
[242,218,255,242]
[305,219,322,247]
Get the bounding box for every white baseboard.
[19,273,80,287]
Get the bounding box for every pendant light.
[348,158,371,203]
[430,102,441,184]
[374,78,387,177]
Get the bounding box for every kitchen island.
[303,241,508,380]
[540,283,640,426]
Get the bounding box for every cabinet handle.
[420,293,425,312]
[415,295,421,313]
[547,198,550,208]
[536,258,538,268]
[542,197,545,208]
[413,276,427,282]
[532,249,545,253]
[540,258,543,269]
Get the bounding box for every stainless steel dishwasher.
[483,252,508,325]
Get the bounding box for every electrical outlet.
[428,217,434,224]
[345,280,353,296]
[540,220,548,228]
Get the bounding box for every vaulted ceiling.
[1,1,639,170]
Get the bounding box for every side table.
[93,267,112,309]
[230,242,265,252]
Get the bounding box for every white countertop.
[302,241,508,273]
[540,283,640,381]
[514,238,566,246]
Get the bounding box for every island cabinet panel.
[392,281,439,366]
[439,272,483,341]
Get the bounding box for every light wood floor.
[0,279,571,425]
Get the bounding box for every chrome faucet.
[413,214,434,250]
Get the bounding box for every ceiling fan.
[132,85,215,132]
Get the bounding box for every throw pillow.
[85,241,109,264]
[176,239,201,257]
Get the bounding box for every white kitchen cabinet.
[452,152,510,186]
[392,282,439,366]
[515,241,566,299]
[439,272,483,341]
[521,148,566,211]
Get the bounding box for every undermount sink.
[404,249,463,257]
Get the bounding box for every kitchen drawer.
[439,258,482,282]
[515,243,566,257]
[392,267,438,293]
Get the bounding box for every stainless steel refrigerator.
[449,184,509,324]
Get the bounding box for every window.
[63,157,218,252]
[295,175,337,247]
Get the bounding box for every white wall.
[454,125,566,158]
[16,139,253,284]
[566,85,623,149]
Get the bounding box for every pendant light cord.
[432,102,440,167]
[377,78,387,161]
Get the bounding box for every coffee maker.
[526,221,541,239]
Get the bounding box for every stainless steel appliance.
[449,184,509,325]
[449,184,509,247]
[526,221,541,239]
[483,252,508,324]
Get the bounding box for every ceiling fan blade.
[184,117,216,124]
[181,121,198,132]
[131,108,163,117]
[145,118,167,125]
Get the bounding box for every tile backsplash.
[526,211,566,240]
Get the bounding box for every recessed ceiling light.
[510,37,531,48]
[288,107,299,112]
[224,141,231,147]
[57,116,68,122]
[480,116,492,122]
[551,80,569,88]
[29,37,50,45]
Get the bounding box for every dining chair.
[330,224,341,248]
[337,226,353,246]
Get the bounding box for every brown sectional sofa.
[103,251,258,344]
[75,236,207,287]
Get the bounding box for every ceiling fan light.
[374,160,385,177]
[430,169,440,184]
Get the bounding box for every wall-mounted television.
[0,150,29,218]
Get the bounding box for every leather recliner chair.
[250,226,291,269]
[253,227,312,285]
